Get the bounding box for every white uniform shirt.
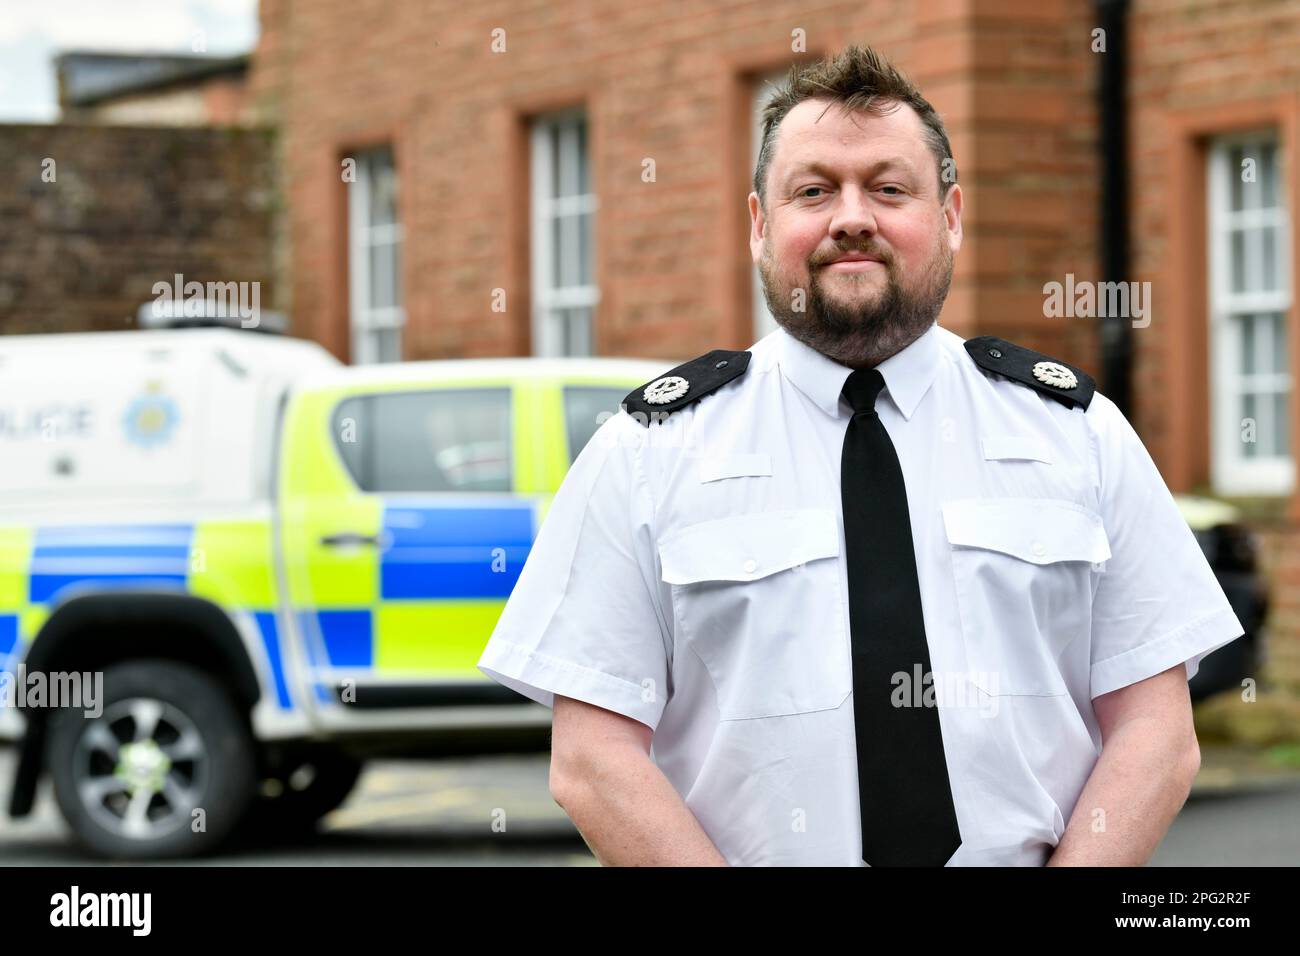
[477,321,1245,866]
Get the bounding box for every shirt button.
[742,559,757,574]
[1031,541,1047,558]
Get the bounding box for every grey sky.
[0,0,258,122]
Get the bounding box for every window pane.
[563,386,627,464]
[555,307,591,357]
[1274,392,1294,460]
[1245,228,1264,293]
[578,119,590,195]
[332,398,372,485]
[375,326,401,363]
[578,210,592,287]
[560,211,579,288]
[369,241,399,309]
[1273,312,1288,374]
[1258,389,1275,457]
[368,153,398,226]
[1242,393,1257,458]
[1258,311,1274,379]
[550,214,563,288]
[1230,145,1245,211]
[557,308,570,355]
[1231,229,1246,293]
[1275,391,1290,456]
[1241,314,1255,375]
[560,121,580,198]
[333,389,512,493]
[1261,142,1278,209]
[1263,225,1279,292]
[550,125,562,201]
[572,307,592,355]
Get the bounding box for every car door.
[279,375,550,719]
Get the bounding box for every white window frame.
[752,70,788,343]
[1208,131,1293,495]
[348,147,405,364]
[530,110,599,357]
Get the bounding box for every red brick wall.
[1254,526,1300,692]
[248,0,1099,368]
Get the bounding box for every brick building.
[247,0,1109,368]
[247,2,1300,691]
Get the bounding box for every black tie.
[840,367,961,866]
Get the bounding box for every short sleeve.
[477,410,672,731]
[1086,392,1245,700]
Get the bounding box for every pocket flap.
[659,508,839,584]
[941,497,1110,564]
[697,452,773,483]
[981,435,1054,464]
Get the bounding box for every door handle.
[319,531,382,548]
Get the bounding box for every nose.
[828,183,878,242]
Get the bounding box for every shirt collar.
[775,320,941,421]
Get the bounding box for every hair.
[753,45,956,210]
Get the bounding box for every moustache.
[816,248,891,267]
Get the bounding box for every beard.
[758,230,953,369]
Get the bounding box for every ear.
[748,191,766,265]
[942,183,963,256]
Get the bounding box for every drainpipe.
[1095,0,1132,417]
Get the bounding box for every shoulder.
[962,334,1096,411]
[621,347,752,425]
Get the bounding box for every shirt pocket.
[658,508,851,720]
[941,497,1111,697]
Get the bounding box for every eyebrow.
[781,157,917,189]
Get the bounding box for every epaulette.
[964,335,1095,411]
[621,349,751,425]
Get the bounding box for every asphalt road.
[0,747,596,865]
[1,746,1296,865]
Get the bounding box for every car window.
[562,386,629,465]
[332,387,512,492]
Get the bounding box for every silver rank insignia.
[963,336,1095,411]
[1031,361,1078,390]
[644,375,690,405]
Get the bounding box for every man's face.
[749,97,963,368]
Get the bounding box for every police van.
[0,323,666,859]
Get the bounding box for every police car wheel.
[46,659,257,860]
[245,749,364,836]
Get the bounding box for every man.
[477,45,1244,866]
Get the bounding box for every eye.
[878,185,905,197]
[797,186,827,199]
